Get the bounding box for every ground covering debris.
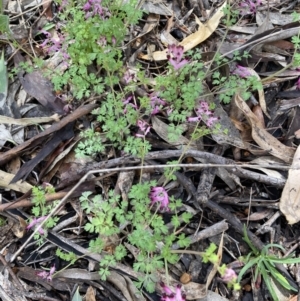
[1,0,300,300]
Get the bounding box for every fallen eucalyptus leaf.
[280,145,300,224]
[234,94,295,163]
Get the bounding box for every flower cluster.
[122,93,170,116]
[136,120,151,138]
[39,29,70,65]
[149,187,170,212]
[82,0,111,19]
[167,45,189,70]
[239,0,262,15]
[123,69,135,84]
[160,283,186,301]
[37,265,56,281]
[27,216,47,235]
[150,94,168,115]
[187,101,219,127]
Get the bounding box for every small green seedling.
[238,226,300,301]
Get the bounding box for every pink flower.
[187,116,201,122]
[187,101,219,127]
[123,70,134,84]
[58,0,68,10]
[167,45,189,70]
[123,95,133,105]
[150,95,167,115]
[37,265,56,281]
[136,120,150,138]
[37,271,48,279]
[160,283,186,301]
[27,216,47,235]
[122,95,138,113]
[40,29,51,38]
[82,0,110,19]
[149,187,170,212]
[232,65,252,78]
[239,0,262,15]
[83,1,91,10]
[222,268,238,283]
[207,116,219,127]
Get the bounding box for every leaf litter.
[1,0,300,300]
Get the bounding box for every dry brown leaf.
[252,105,265,128]
[0,114,60,126]
[234,94,295,163]
[6,157,21,175]
[141,1,226,61]
[42,0,53,19]
[280,145,300,224]
[11,216,27,238]
[85,286,96,301]
[0,170,32,193]
[240,209,272,221]
[266,40,294,50]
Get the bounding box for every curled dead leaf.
[234,94,295,163]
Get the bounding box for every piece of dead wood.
[0,254,23,290]
[196,145,224,204]
[171,220,228,250]
[0,270,27,301]
[0,103,98,166]
[145,150,286,187]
